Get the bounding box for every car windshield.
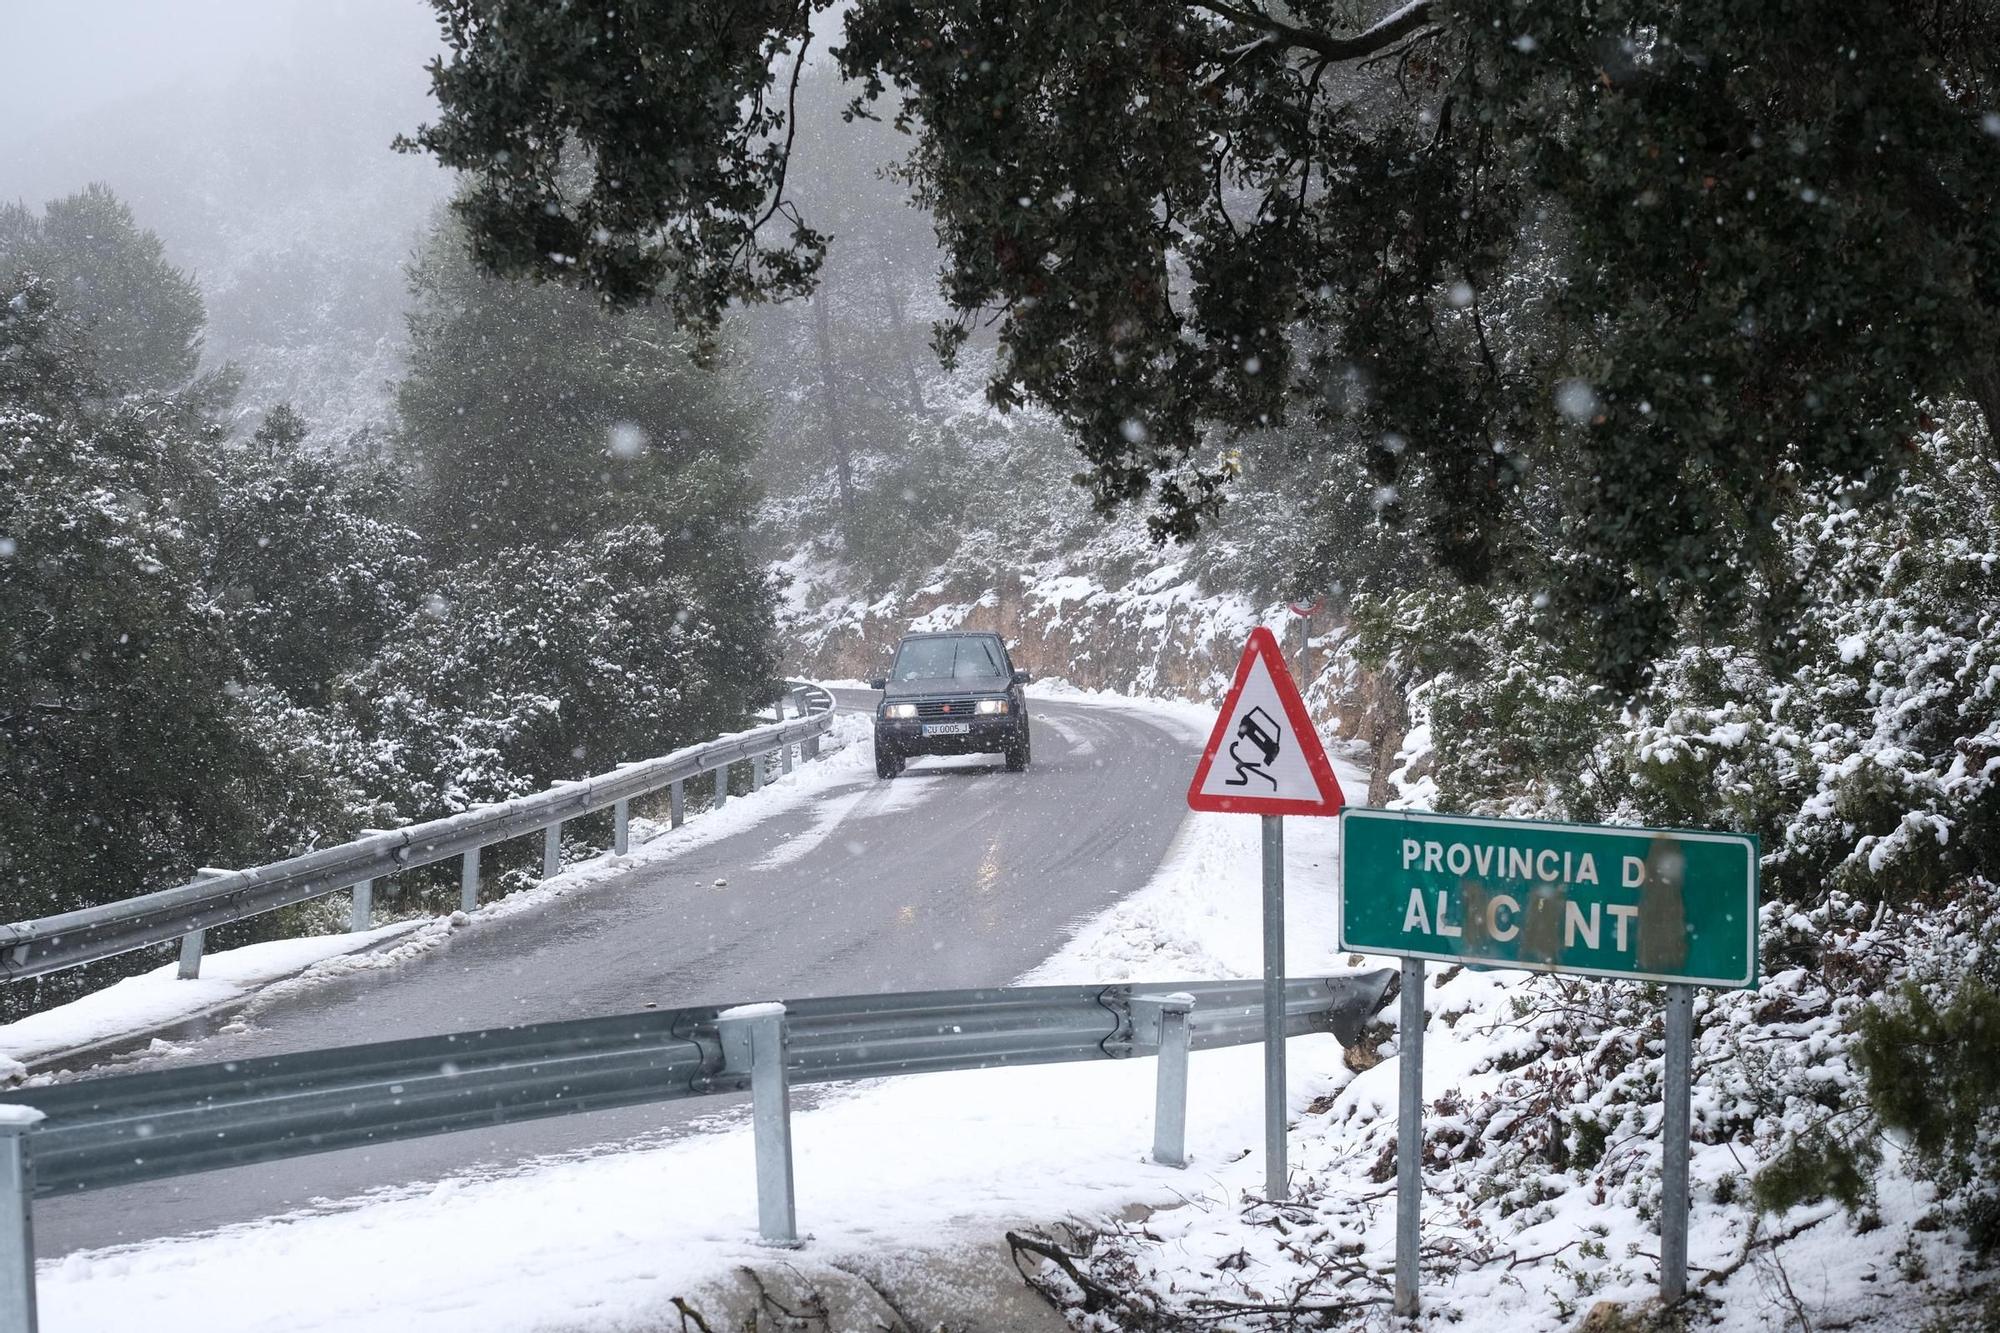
[892,637,1007,683]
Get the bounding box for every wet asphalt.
[32,691,1195,1255]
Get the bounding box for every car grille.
[914,698,984,718]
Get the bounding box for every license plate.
[923,722,972,737]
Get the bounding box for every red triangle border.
[1185,626,1346,816]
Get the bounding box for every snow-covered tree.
[338,526,776,811]
[382,206,780,803]
[0,273,345,964]
[0,184,206,395]
[403,0,2000,686]
[205,408,431,705]
[396,210,763,568]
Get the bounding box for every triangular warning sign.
[1187,627,1346,816]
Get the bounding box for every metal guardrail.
[8,973,1391,1195]
[0,969,1398,1328]
[0,683,839,985]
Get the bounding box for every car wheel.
[1004,724,1030,772]
[875,741,903,779]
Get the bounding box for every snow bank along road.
[30,689,1194,1256]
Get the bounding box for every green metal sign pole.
[1262,814,1287,1202]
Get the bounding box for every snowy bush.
[1301,408,2000,1313]
[1757,900,2000,1258]
[337,524,776,813]
[204,435,430,704]
[1357,409,2000,913]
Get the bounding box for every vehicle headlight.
[976,699,1010,715]
[883,703,918,719]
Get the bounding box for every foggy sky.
[2,0,454,435]
[2,1,443,181]
[0,0,931,435]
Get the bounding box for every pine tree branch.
[1186,0,1436,62]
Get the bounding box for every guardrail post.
[714,765,729,810]
[750,751,765,793]
[176,930,205,981]
[670,778,686,829]
[175,868,231,979]
[780,734,794,777]
[1133,992,1196,1168]
[718,1003,799,1247]
[350,879,373,932]
[613,799,631,856]
[542,824,562,880]
[2,1107,43,1333]
[459,849,480,914]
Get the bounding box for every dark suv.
[870,631,1032,778]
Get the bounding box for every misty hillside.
[4,0,448,442]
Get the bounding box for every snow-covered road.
[28,689,1197,1256]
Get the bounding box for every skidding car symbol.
[1226,706,1281,789]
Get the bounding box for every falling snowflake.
[1555,379,1601,423]
[608,422,649,459]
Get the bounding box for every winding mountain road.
[32,690,1199,1255]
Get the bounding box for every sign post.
[1394,953,1423,1316]
[1261,813,1285,1200]
[1337,807,1758,1313]
[1188,628,1345,1201]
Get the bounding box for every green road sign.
[1339,808,1759,989]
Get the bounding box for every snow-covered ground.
[21,689,1376,1332]
[2,714,874,1076]
[0,922,428,1072]
[13,687,1963,1332]
[1033,914,1980,1333]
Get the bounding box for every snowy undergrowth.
[1093,412,2000,1331]
[771,448,1349,712]
[783,530,1269,701]
[1,712,871,1079]
[1030,887,1995,1332]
